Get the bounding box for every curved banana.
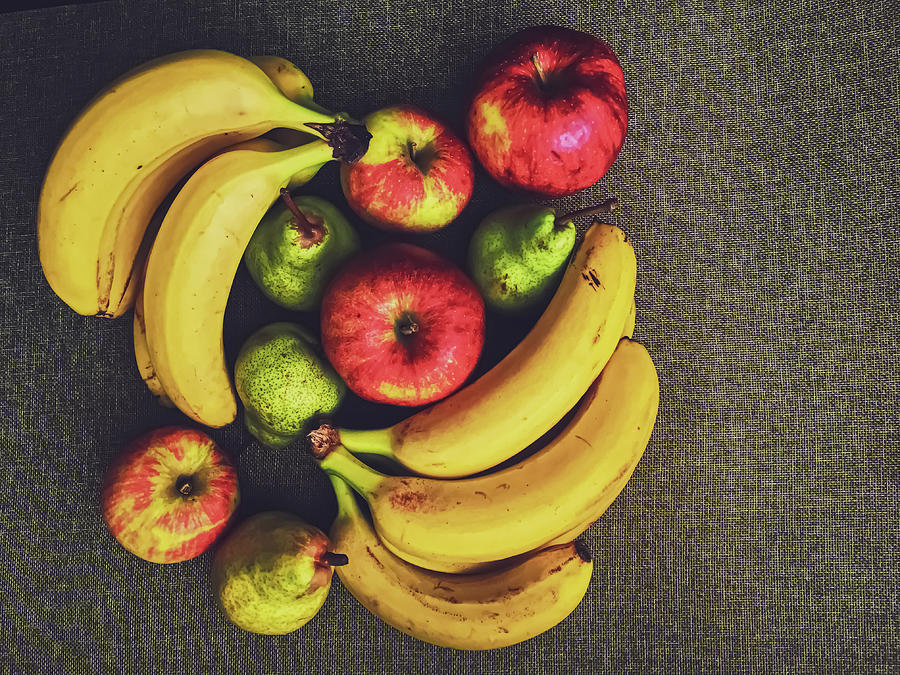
[38,49,364,318]
[143,137,360,427]
[327,222,637,477]
[328,476,593,650]
[133,259,172,407]
[312,337,658,571]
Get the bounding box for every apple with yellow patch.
[101,426,239,563]
[340,104,474,232]
[466,25,628,196]
[320,243,484,406]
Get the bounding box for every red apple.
[320,244,484,405]
[340,105,474,233]
[101,426,239,563]
[466,25,628,196]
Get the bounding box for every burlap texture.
[0,1,897,672]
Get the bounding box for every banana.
[38,49,367,318]
[311,337,658,571]
[324,222,637,477]
[143,136,367,427]
[133,258,172,407]
[328,475,593,650]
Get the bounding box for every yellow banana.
[312,337,658,571]
[143,136,365,427]
[324,222,637,477]
[133,258,172,407]
[328,476,593,650]
[38,49,366,318]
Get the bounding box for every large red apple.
[466,25,628,196]
[340,105,474,233]
[101,426,239,563]
[320,244,484,406]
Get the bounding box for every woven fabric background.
[1,0,897,672]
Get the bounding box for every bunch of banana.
[316,222,638,478]
[312,336,658,572]
[38,49,368,318]
[328,474,593,650]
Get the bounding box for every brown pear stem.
[280,188,325,247]
[323,552,349,567]
[555,198,619,229]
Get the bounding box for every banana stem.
[304,120,372,164]
[555,198,619,229]
[319,445,383,497]
[337,427,396,458]
[328,474,361,521]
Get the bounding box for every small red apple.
[101,426,239,564]
[466,25,628,196]
[340,105,474,233]
[320,244,485,406]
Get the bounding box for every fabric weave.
[0,0,897,672]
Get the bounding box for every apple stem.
[399,320,418,336]
[323,552,349,567]
[176,476,192,496]
[555,198,619,229]
[532,52,546,87]
[280,188,325,248]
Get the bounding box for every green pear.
[234,322,345,449]
[468,199,618,313]
[244,190,360,311]
[211,511,348,635]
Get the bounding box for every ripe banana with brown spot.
[321,222,637,477]
[38,49,362,317]
[312,337,658,572]
[328,475,593,649]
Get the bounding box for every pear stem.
[280,188,324,247]
[323,552,349,567]
[555,198,619,229]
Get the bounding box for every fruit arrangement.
[40,26,657,650]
